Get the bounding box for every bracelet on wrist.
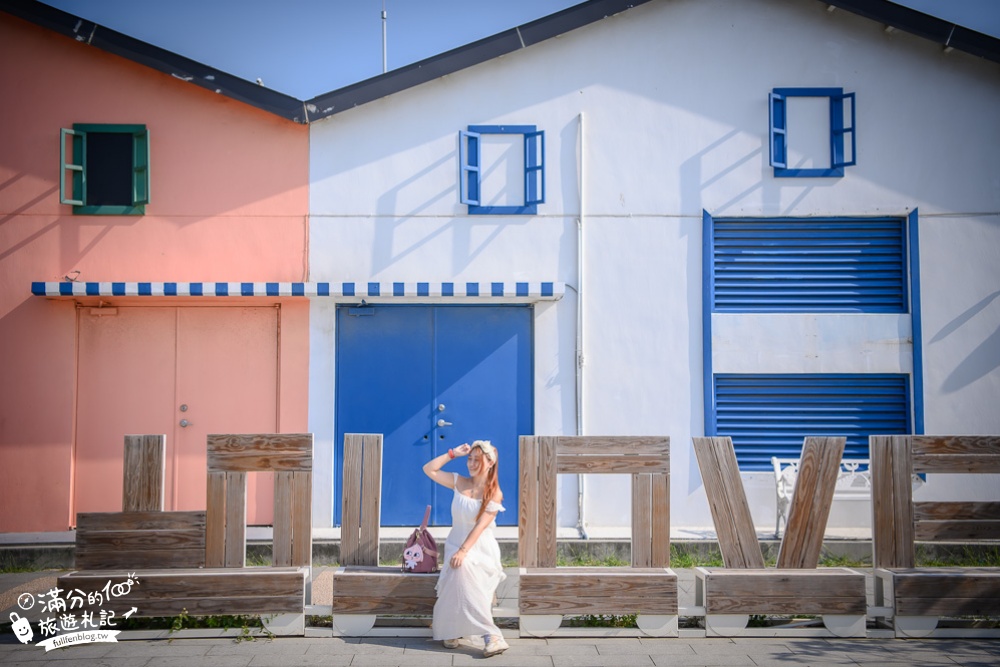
[448,448,455,459]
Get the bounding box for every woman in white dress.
[422,440,509,657]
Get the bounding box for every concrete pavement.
[3,569,999,666]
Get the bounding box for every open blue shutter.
[524,130,545,205]
[712,217,906,313]
[132,128,150,205]
[60,127,85,206]
[714,374,911,470]
[831,92,856,168]
[459,130,480,206]
[768,92,787,169]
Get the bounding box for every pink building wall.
[0,13,310,532]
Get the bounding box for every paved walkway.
[3,570,999,666]
[3,632,999,666]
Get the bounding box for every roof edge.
[303,0,655,121]
[1,0,308,122]
[824,0,1000,65]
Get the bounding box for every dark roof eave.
[824,0,1000,65]
[1,0,307,122]
[303,0,655,121]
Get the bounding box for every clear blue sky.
[38,0,1000,100]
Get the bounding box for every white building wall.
[308,0,1000,531]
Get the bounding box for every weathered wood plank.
[60,568,307,596]
[706,595,867,615]
[331,597,438,615]
[556,456,669,475]
[911,435,1000,457]
[77,511,205,532]
[777,436,846,569]
[692,437,764,569]
[77,527,205,553]
[75,548,205,571]
[520,569,677,593]
[914,519,1000,541]
[224,471,247,568]
[549,436,670,458]
[359,434,382,566]
[519,435,539,568]
[273,471,293,567]
[632,473,652,568]
[651,472,670,568]
[205,471,227,568]
[538,436,559,568]
[291,470,312,567]
[703,568,867,615]
[341,434,364,565]
[520,597,678,615]
[207,433,313,472]
[870,435,914,569]
[57,567,308,616]
[519,568,679,615]
[893,592,1000,616]
[122,434,165,513]
[914,501,1000,521]
[331,569,439,597]
[890,568,1000,595]
[912,454,1000,474]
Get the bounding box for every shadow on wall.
[934,290,1000,393]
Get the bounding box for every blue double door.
[335,305,532,526]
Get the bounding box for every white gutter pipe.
[576,112,588,540]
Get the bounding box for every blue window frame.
[459,125,544,215]
[707,216,907,313]
[710,374,911,470]
[769,88,855,178]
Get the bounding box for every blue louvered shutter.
[713,374,911,470]
[712,217,907,313]
[459,130,481,206]
[768,92,787,169]
[524,130,545,205]
[831,92,856,168]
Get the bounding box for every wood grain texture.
[538,436,559,568]
[519,568,677,614]
[341,434,364,565]
[273,471,293,567]
[702,568,866,614]
[519,435,539,568]
[632,473,652,568]
[777,436,846,569]
[207,433,313,472]
[870,435,914,569]
[692,437,764,569]
[291,470,312,567]
[57,567,308,617]
[359,434,382,566]
[224,471,247,568]
[205,472,227,568]
[122,435,165,512]
[651,472,670,568]
[331,567,438,615]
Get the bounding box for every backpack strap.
[420,504,431,531]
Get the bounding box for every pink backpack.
[402,505,439,573]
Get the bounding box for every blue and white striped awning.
[31,281,564,300]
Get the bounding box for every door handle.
[179,419,192,428]
[437,419,453,427]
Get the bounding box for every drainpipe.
[575,112,588,540]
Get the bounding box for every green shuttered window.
[60,124,149,215]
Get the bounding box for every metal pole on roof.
[382,0,388,73]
